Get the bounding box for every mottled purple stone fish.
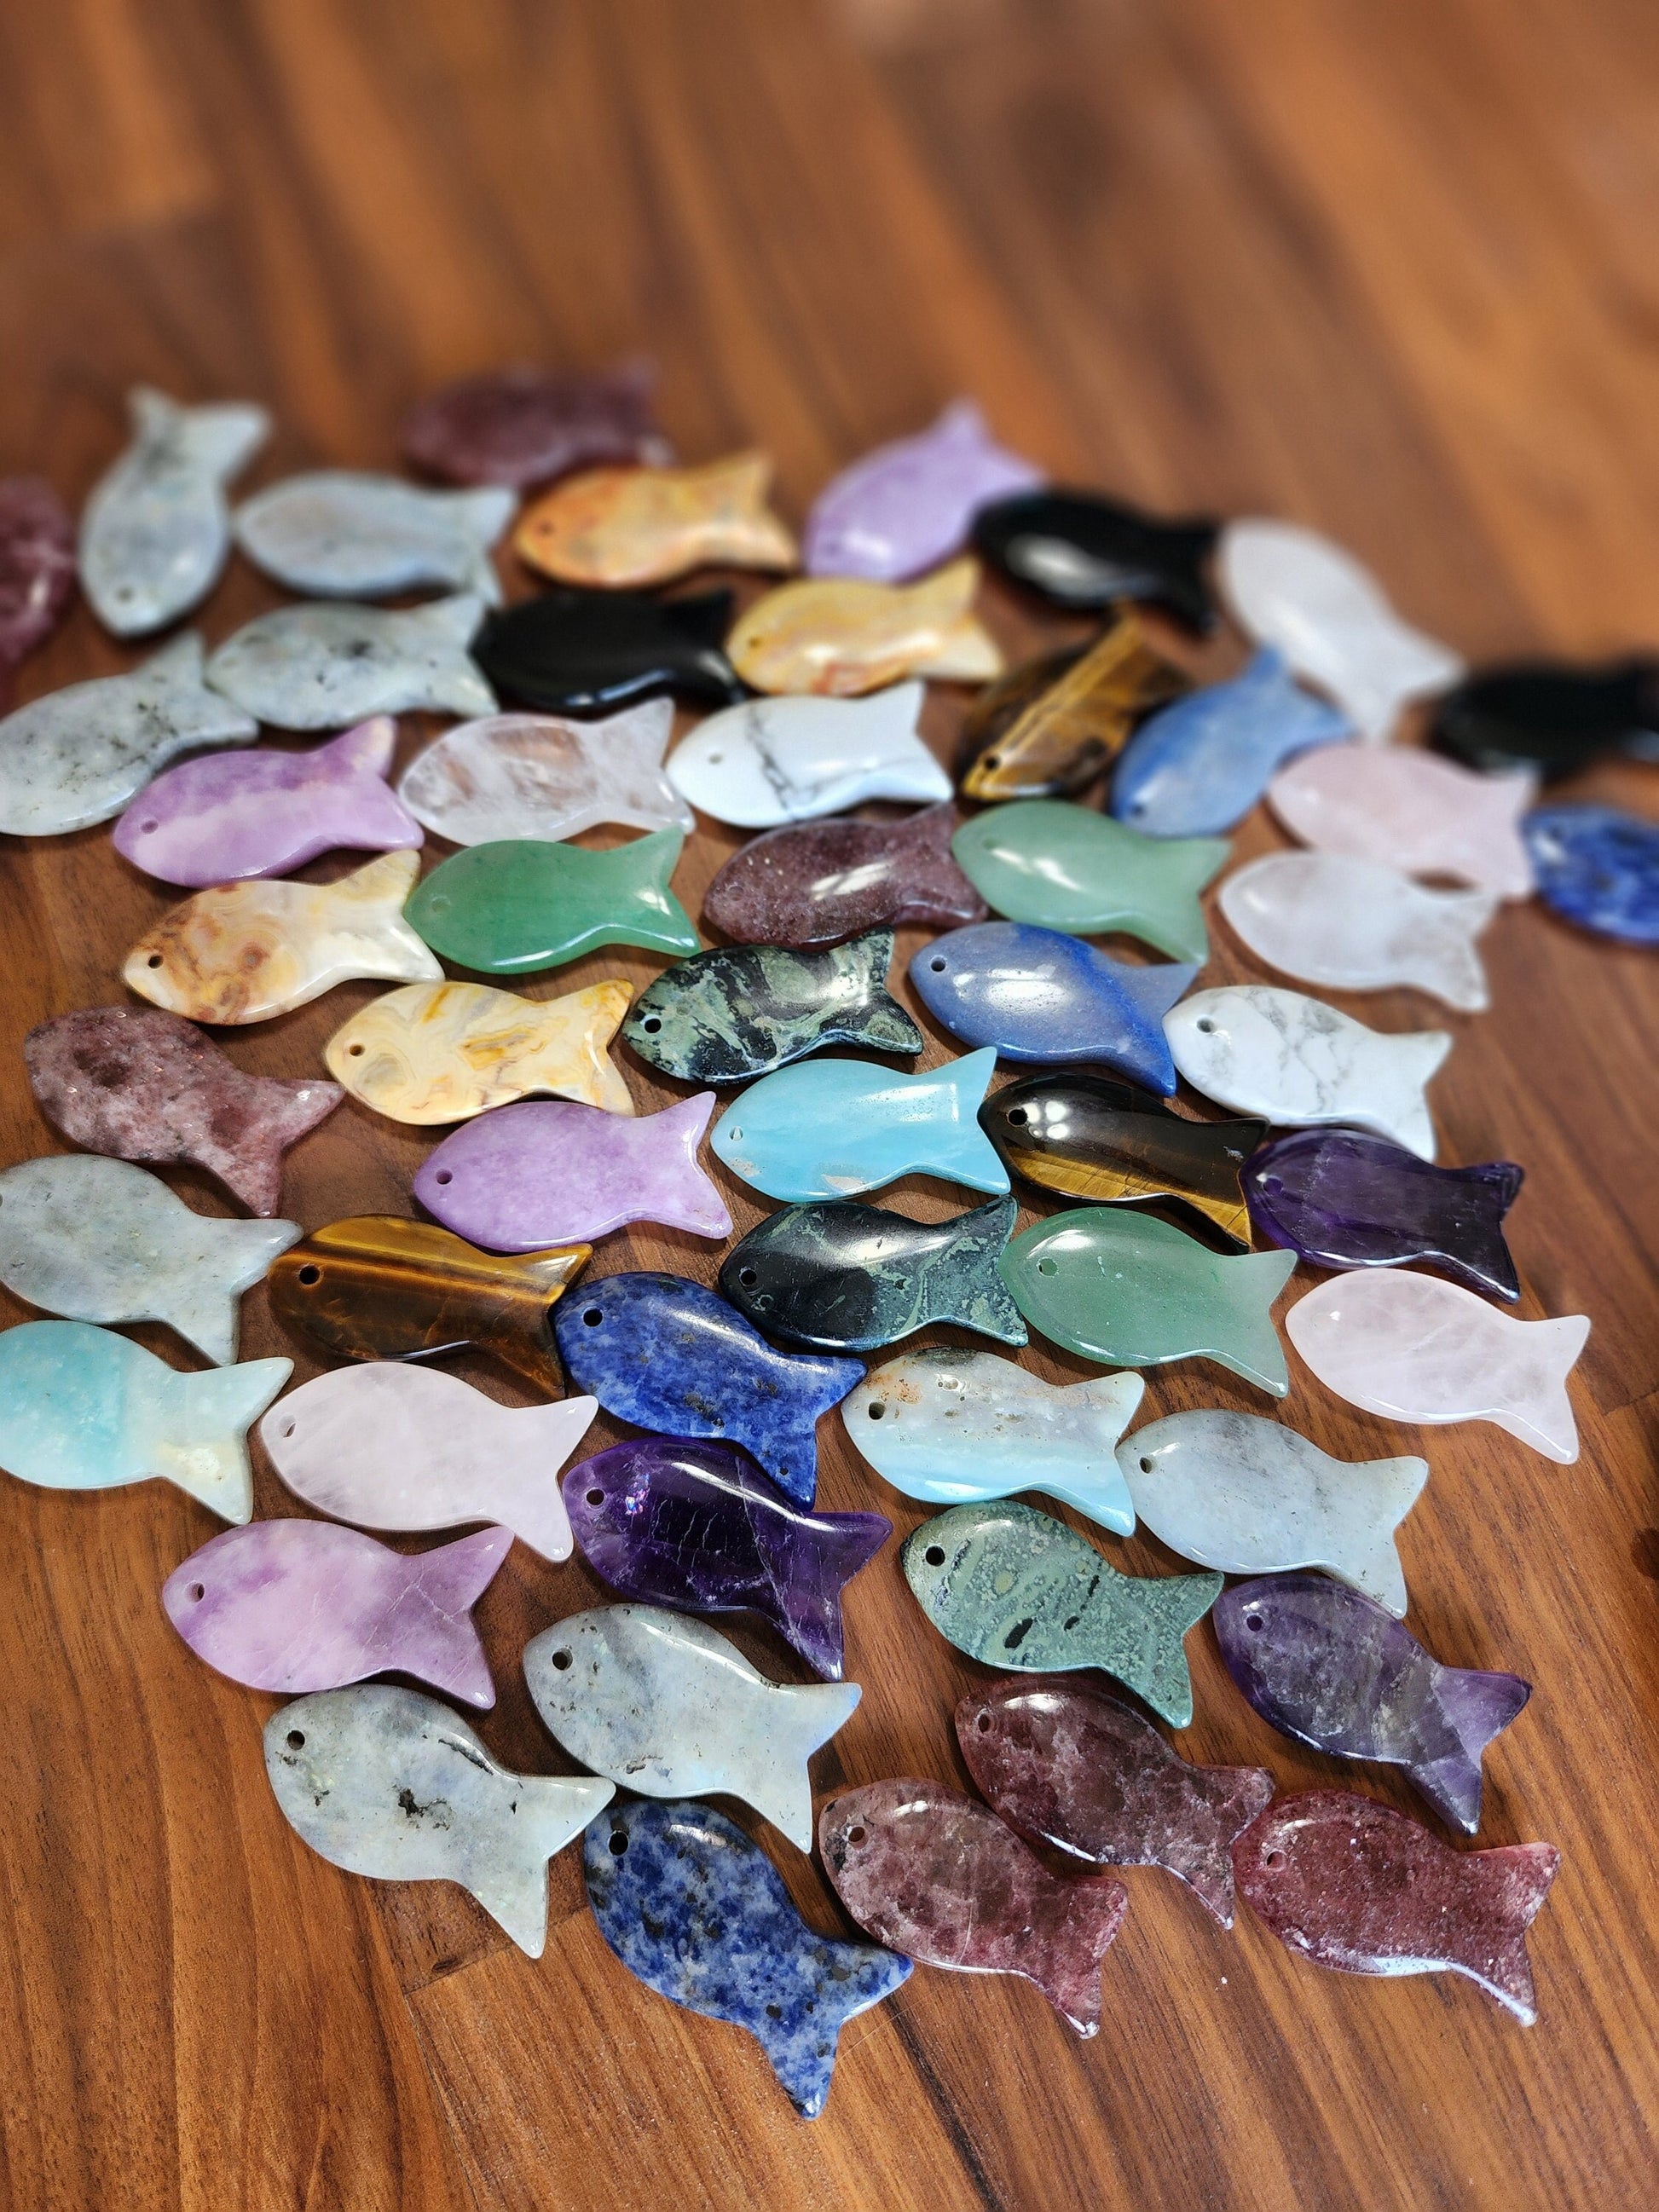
[1214,1574,1531,1834]
[401,361,670,489]
[803,401,1043,583]
[0,477,75,703]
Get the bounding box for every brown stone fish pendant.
[269,1216,588,1390]
[957,611,1190,800]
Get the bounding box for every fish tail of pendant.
[394,1525,513,1708]
[155,392,271,477]
[1503,1311,1591,1462]
[160,1354,292,1522]
[766,1941,912,2117]
[1452,1161,1526,1300]
[955,1198,1027,1342]
[744,1682,864,1850]
[1184,1767,1275,1928]
[529,982,635,1114]
[1344,1455,1429,1616]
[719,452,797,567]
[1125,1570,1224,1728]
[1407,1667,1534,1834]
[1023,1872,1129,2036]
[1220,1248,1298,1395]
[1459,1841,1560,2024]
[466,1776,616,1957]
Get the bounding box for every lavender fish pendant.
[804,401,1043,582]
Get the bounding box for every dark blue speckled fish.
[1523,803,1659,946]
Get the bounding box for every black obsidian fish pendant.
[979,1072,1264,1251]
[971,489,1220,631]
[473,586,746,713]
[1430,658,1659,776]
[719,1195,1026,1353]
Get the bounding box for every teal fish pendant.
[951,798,1227,962]
[406,829,698,973]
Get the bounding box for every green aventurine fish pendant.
[406,829,698,973]
[951,799,1227,962]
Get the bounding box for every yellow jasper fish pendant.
[729,557,1006,696]
[513,453,798,589]
[323,977,635,1124]
[958,612,1190,801]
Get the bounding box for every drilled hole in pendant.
[552,1649,572,1672]
[435,1170,453,1185]
[585,1488,604,1507]
[642,1017,662,1033]
[924,1544,945,1567]
[609,1829,628,1857]
[297,1264,321,1286]
[286,1730,305,1750]
[847,1825,867,1846]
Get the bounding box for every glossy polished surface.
[1523,803,1659,944]
[957,613,1188,800]
[667,682,950,827]
[1269,742,1538,898]
[804,399,1042,581]
[472,585,744,713]
[234,471,514,603]
[406,829,697,973]
[727,556,1003,695]
[398,698,691,846]
[400,359,669,488]
[971,488,1219,627]
[0,476,74,698]
[1219,852,1496,1012]
[702,799,986,948]
[1430,657,1659,775]
[952,798,1226,962]
[205,593,495,728]
[515,451,795,586]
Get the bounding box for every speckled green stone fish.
[406,829,697,973]
[1000,1207,1298,1395]
[951,799,1227,962]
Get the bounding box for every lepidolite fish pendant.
[956,613,1189,801]
[804,400,1043,583]
[702,800,986,948]
[515,452,796,588]
[952,799,1227,962]
[396,698,692,846]
[972,488,1220,628]
[0,477,75,702]
[406,830,697,973]
[1219,852,1496,1012]
[1268,743,1537,898]
[401,359,670,488]
[474,587,744,714]
[728,557,1004,696]
[205,594,496,728]
[666,683,950,828]
[234,472,515,603]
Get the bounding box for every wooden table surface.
[2,3,1656,2207]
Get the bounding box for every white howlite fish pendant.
[1218,853,1498,1012]
[78,387,269,637]
[524,1606,862,1851]
[205,593,496,728]
[398,697,693,846]
[234,471,517,605]
[667,681,951,828]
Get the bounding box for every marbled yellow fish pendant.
[728,557,1005,696]
[514,453,797,588]
[958,615,1189,801]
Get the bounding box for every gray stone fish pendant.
[234,472,517,606]
[79,387,269,637]
[205,593,496,729]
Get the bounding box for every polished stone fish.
[266,1685,611,1956]
[622,930,922,1086]
[718,1195,1026,1352]
[1165,985,1452,1162]
[269,1216,588,1392]
[124,848,442,1025]
[79,387,269,636]
[702,800,987,948]
[1245,1128,1523,1301]
[0,1156,298,1366]
[164,1521,509,1707]
[0,632,257,837]
[553,1273,862,1505]
[564,1435,888,1678]
[957,615,1189,802]
[820,1779,1126,2036]
[396,697,691,846]
[972,488,1219,628]
[586,1797,909,2118]
[1523,803,1659,945]
[980,1072,1264,1250]
[525,1605,861,1851]
[1119,1408,1427,1616]
[0,476,75,702]
[1214,1575,1530,1833]
[667,682,950,827]
[842,1348,1143,1534]
[1234,1790,1559,2024]
[414,1093,731,1249]
[1430,656,1659,777]
[234,471,515,603]
[804,400,1043,582]
[515,451,795,587]
[0,1319,287,1522]
[474,586,744,714]
[728,557,1003,696]
[26,1004,342,1217]
[402,359,670,488]
[1285,1269,1589,1463]
[406,829,697,973]
[1268,743,1537,898]
[323,978,633,1125]
[1219,852,1497,1013]
[903,1499,1221,1726]
[953,800,1226,962]
[205,593,495,728]
[957,1680,1274,1928]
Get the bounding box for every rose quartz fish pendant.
[1268,744,1538,899]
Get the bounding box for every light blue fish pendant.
[234,472,517,606]
[709,1047,1009,1201]
[205,594,496,728]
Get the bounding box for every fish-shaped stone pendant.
[1285,1270,1590,1463]
[1003,1209,1298,1395]
[0,1156,298,1366]
[667,681,951,828]
[1244,1128,1523,1300]
[702,800,987,948]
[804,400,1043,582]
[414,1094,732,1248]
[0,1320,288,1522]
[910,922,1197,1094]
[78,387,269,636]
[972,488,1220,628]
[165,1522,510,1707]
[515,452,797,588]
[266,1686,612,1955]
[261,1362,596,1562]
[564,1435,889,1678]
[396,697,692,847]
[1214,1575,1530,1833]
[553,1272,862,1505]
[234,472,515,604]
[269,1216,589,1392]
[1165,985,1452,1161]
[719,1195,1026,1352]
[113,717,422,887]
[474,586,744,714]
[957,1681,1274,1929]
[820,1780,1127,2036]
[525,1605,861,1850]
[1268,744,1537,898]
[124,849,442,1025]
[1523,803,1659,945]
[1219,852,1497,1012]
[843,1348,1143,1534]
[902,1499,1222,1727]
[406,830,697,973]
[957,614,1190,802]
[0,632,257,837]
[401,358,670,488]
[622,929,922,1085]
[952,800,1227,962]
[0,477,75,702]
[710,1047,1009,1202]
[980,1072,1264,1250]
[26,1004,342,1216]
[1110,646,1351,838]
[729,557,1004,696]
[1217,519,1464,740]
[1234,1790,1559,2024]
[1119,1408,1427,1615]
[323,978,633,1125]
[1430,656,1659,777]
[205,594,496,728]
[586,1798,909,2117]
